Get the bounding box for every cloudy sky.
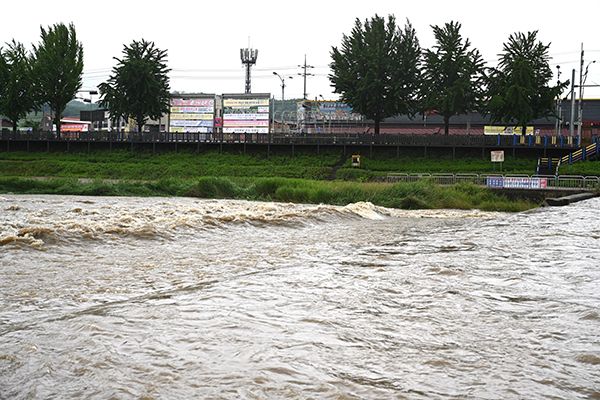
[3,0,599,101]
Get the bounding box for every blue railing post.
[544,135,548,146]
[513,134,517,146]
[528,135,532,146]
[497,134,501,146]
[561,135,564,147]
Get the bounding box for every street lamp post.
[273,72,292,133]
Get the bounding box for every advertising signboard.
[223,97,270,133]
[486,177,548,189]
[297,100,362,122]
[169,97,215,133]
[484,126,534,135]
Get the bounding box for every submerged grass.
[0,176,539,212]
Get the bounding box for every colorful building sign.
[487,176,548,189]
[169,97,215,133]
[297,100,362,122]
[223,97,270,133]
[484,126,534,135]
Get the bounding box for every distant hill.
[24,100,99,121]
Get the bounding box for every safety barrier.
[387,173,600,191]
[0,129,593,149]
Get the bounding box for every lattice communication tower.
[240,48,258,94]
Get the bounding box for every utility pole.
[298,55,314,101]
[298,55,314,133]
[577,43,584,141]
[570,68,576,138]
[555,65,561,136]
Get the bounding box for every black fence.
[0,129,588,150]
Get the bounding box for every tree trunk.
[374,119,380,135]
[444,115,450,135]
[54,116,62,139]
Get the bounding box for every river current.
[0,194,599,399]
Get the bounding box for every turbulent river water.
[0,194,599,399]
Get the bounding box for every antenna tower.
[240,47,258,94]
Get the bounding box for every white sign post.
[491,151,504,172]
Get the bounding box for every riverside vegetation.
[1,148,598,212]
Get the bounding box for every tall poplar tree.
[0,41,38,131]
[329,15,421,134]
[0,47,10,126]
[422,22,485,135]
[98,39,171,132]
[33,22,84,136]
[485,31,567,134]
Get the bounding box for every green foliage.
[329,14,421,133]
[345,154,537,175]
[336,168,374,182]
[0,48,7,102]
[0,41,38,131]
[191,177,239,199]
[3,148,596,212]
[558,159,600,177]
[484,31,568,133]
[0,175,539,212]
[248,177,288,200]
[33,22,84,135]
[0,148,575,180]
[23,119,41,131]
[98,39,171,131]
[422,21,485,135]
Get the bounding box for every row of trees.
[0,23,83,134]
[0,23,169,135]
[2,17,566,137]
[329,16,568,135]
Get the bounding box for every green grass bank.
[1,148,598,211]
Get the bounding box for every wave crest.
[0,196,498,247]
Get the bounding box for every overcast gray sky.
[3,0,599,101]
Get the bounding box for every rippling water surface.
[1,195,599,399]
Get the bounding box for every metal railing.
[0,129,591,149]
[387,173,600,191]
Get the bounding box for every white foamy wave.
[341,202,387,220]
[340,201,500,220]
[386,208,501,219]
[0,229,45,247]
[0,195,500,248]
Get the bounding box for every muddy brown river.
[1,195,599,399]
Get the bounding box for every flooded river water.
[1,195,599,399]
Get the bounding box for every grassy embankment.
[1,148,597,211]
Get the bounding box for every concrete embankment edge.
[542,192,600,207]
